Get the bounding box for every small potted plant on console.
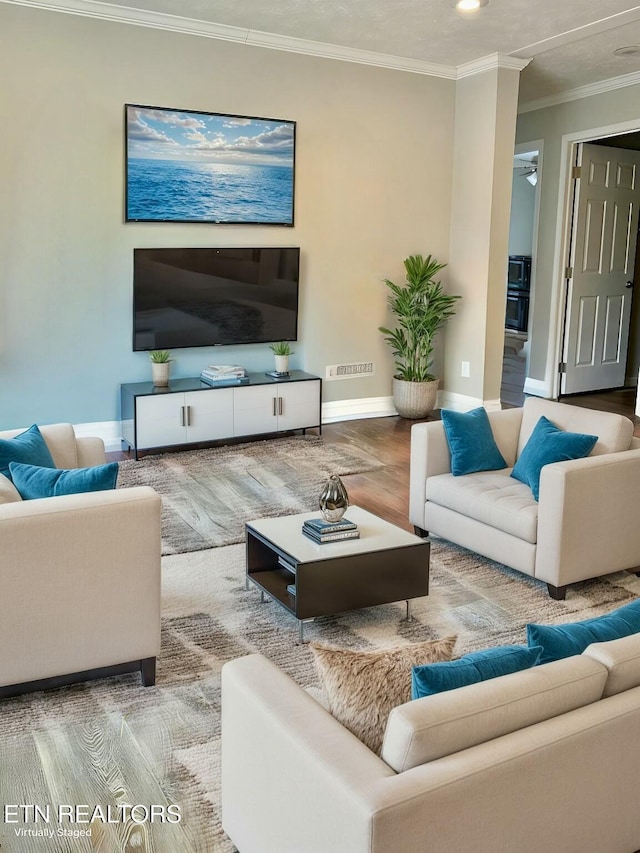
[149,350,172,387]
[270,342,293,375]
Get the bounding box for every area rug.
[1,540,639,853]
[117,435,383,554]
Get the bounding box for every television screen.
[125,104,296,225]
[133,247,300,351]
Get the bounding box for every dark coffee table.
[245,506,430,641]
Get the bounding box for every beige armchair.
[0,423,162,697]
[409,397,640,599]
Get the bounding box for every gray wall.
[508,173,535,256]
[0,4,456,429]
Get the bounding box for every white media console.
[120,371,322,459]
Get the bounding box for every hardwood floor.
[108,385,639,536]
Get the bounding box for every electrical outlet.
[461,361,470,378]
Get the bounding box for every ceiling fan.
[514,156,538,186]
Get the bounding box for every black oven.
[506,288,529,332]
[508,255,531,290]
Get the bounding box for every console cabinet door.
[233,384,278,437]
[277,381,321,431]
[136,393,187,449]
[184,389,234,443]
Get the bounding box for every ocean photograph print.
[125,103,296,225]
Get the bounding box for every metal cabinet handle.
[626,280,634,289]
[272,397,277,416]
[186,405,192,426]
[180,406,186,427]
[278,396,283,416]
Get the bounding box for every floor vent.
[325,362,375,380]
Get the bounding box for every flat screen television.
[133,247,299,351]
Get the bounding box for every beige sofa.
[222,633,640,852]
[0,423,162,697]
[409,397,640,598]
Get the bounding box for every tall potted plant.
[379,254,460,418]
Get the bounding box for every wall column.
[443,57,525,409]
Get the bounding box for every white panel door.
[184,389,234,443]
[562,143,640,394]
[277,380,321,431]
[233,384,278,436]
[136,393,186,449]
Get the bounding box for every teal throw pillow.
[9,462,119,500]
[441,407,507,476]
[411,644,542,699]
[527,599,640,665]
[511,416,597,500]
[0,424,55,482]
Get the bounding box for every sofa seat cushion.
[426,471,538,543]
[381,655,608,772]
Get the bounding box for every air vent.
[325,362,375,380]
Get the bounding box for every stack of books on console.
[200,365,248,386]
[302,516,360,544]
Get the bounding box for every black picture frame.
[125,103,296,226]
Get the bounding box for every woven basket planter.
[392,377,439,419]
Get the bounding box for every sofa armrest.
[76,436,106,467]
[0,486,161,686]
[222,653,394,853]
[536,448,640,586]
[409,421,450,527]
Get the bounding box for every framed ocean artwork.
[125,104,296,225]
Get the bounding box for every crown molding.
[519,67,640,114]
[1,0,459,78]
[456,53,531,79]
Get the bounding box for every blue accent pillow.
[527,599,640,665]
[511,415,597,500]
[441,407,507,476]
[0,424,55,482]
[411,644,542,699]
[9,462,119,500]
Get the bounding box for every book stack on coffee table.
[301,516,360,544]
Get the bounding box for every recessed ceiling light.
[456,0,489,11]
[614,45,640,56]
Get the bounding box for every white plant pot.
[274,355,289,374]
[152,362,170,387]
[392,377,439,418]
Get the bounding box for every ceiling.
[8,0,640,107]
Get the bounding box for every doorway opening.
[501,146,539,407]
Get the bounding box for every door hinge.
[558,362,567,373]
[572,166,581,179]
[565,266,573,279]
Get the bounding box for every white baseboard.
[522,376,550,398]
[436,390,484,412]
[321,395,396,423]
[73,421,123,453]
[77,398,400,452]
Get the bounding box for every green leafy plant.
[148,350,172,363]
[270,341,293,356]
[379,254,460,382]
